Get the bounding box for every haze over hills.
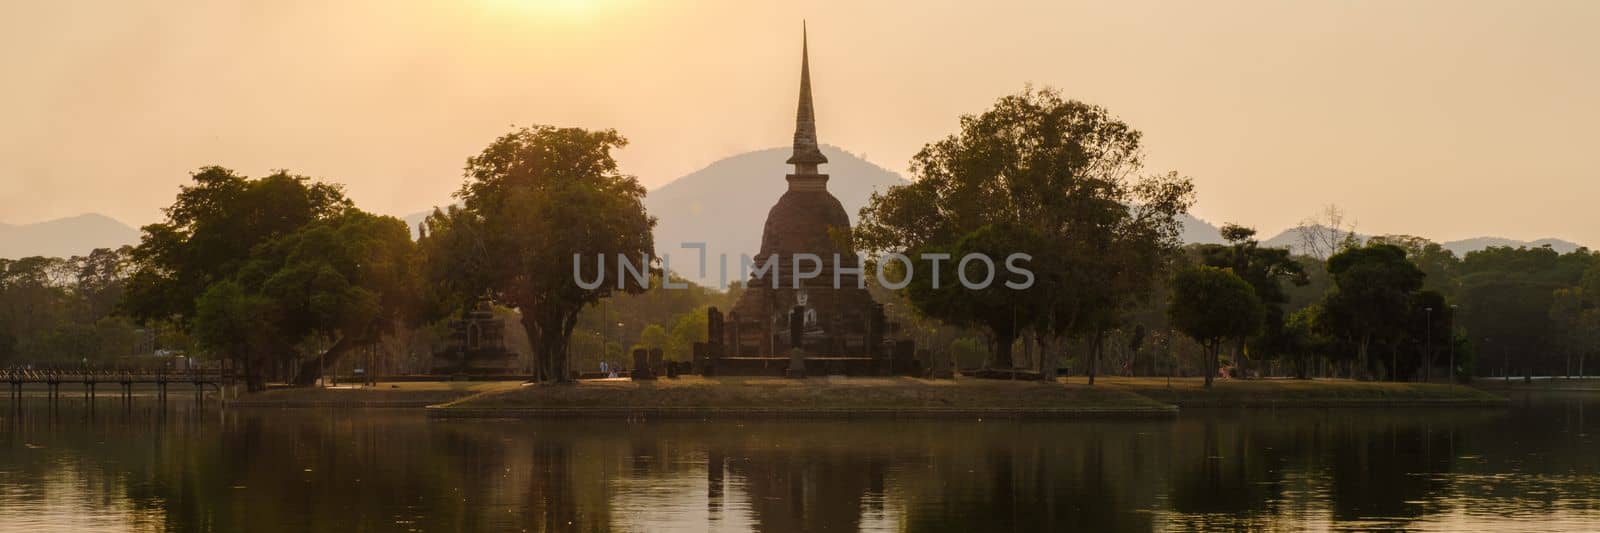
[0,149,1586,265]
[0,214,140,260]
[642,145,903,284]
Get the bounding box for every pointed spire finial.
[786,21,827,174]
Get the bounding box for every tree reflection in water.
[3,394,1600,532]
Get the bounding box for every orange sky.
[2,0,1596,244]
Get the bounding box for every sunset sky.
[2,0,1596,244]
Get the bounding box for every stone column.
[631,348,653,380]
[649,348,664,379]
[705,307,723,376]
[727,312,742,356]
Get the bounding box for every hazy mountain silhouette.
[1256,227,1583,256]
[8,161,1582,265]
[1437,236,1583,256]
[641,145,901,284]
[0,213,140,259]
[641,145,1232,283]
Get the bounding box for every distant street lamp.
[1448,305,1458,391]
[1424,307,1433,384]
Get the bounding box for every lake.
[2,392,1597,532]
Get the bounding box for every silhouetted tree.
[1168,266,1263,389]
[421,126,655,383]
[855,86,1193,375]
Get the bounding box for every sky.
[2,0,1596,244]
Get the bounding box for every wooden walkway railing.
[3,367,232,403]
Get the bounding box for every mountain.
[0,213,140,259]
[1178,214,1224,245]
[1256,227,1583,257]
[1439,237,1583,256]
[644,145,904,284]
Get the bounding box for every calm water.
[2,393,1598,532]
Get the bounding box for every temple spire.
[786,21,828,175]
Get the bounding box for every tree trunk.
[1203,340,1216,390]
[1087,328,1103,386]
[1040,335,1058,383]
[292,335,362,387]
[522,306,581,383]
[240,351,266,393]
[989,331,1016,371]
[1357,333,1372,381]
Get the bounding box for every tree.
[191,210,421,390]
[124,167,352,328]
[1167,266,1263,390]
[854,86,1193,376]
[897,224,1050,372]
[1281,305,1330,379]
[1550,274,1598,378]
[1455,246,1595,377]
[1367,235,1460,296]
[666,307,709,362]
[1292,205,1361,260]
[1405,290,1452,382]
[633,324,670,357]
[192,280,281,389]
[422,126,655,383]
[1320,244,1424,380]
[1196,224,1308,376]
[0,251,143,366]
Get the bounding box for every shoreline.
[196,376,1516,416]
[424,405,1179,419]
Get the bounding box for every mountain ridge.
[2,152,1587,263]
[0,213,141,259]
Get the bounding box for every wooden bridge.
[3,367,233,403]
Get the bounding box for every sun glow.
[482,0,603,18]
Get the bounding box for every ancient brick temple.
[702,27,916,376]
[430,300,519,376]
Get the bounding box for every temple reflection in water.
[10,399,1583,532]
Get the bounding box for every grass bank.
[428,376,1177,419]
[1098,376,1507,408]
[226,381,520,408]
[1470,377,1600,392]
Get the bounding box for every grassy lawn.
[1470,378,1600,392]
[230,375,1508,413]
[434,375,1174,416]
[1097,376,1505,406]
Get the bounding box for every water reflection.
[3,393,1600,532]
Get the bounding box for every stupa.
[724,25,881,360]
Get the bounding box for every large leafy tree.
[1167,266,1263,389]
[192,210,420,390]
[1196,224,1308,374]
[124,166,351,327]
[854,86,1193,375]
[0,250,143,366]
[1367,235,1460,296]
[1550,262,1600,377]
[1319,243,1424,379]
[1452,246,1595,377]
[421,126,655,383]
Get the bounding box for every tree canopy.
[1167,266,1263,389]
[124,166,352,327]
[855,86,1193,375]
[1319,243,1425,379]
[420,125,656,382]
